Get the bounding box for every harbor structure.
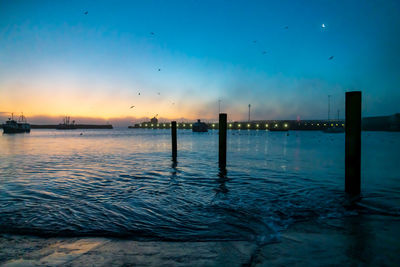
[129,119,345,131]
[129,114,400,132]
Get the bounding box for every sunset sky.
[1,0,399,125]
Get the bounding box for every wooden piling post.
[219,113,227,169]
[345,91,361,195]
[171,121,177,162]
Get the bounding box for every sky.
[1,0,399,125]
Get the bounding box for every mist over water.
[0,129,399,242]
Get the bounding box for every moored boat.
[192,119,208,132]
[2,114,31,134]
[56,116,77,130]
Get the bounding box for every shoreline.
[1,214,399,266]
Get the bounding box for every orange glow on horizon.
[1,90,220,121]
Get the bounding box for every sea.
[0,129,399,242]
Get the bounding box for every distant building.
[150,117,158,124]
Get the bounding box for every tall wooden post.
[219,113,227,169]
[171,121,177,162]
[345,91,361,195]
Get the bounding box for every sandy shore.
[1,214,399,266]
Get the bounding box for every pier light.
[247,124,250,128]
[145,124,148,127]
[336,124,338,126]
[342,124,345,126]
[265,124,269,128]
[317,123,320,126]
[311,123,314,126]
[331,123,334,127]
[256,124,259,127]
[157,124,159,127]
[151,124,154,127]
[284,123,288,128]
[169,124,172,127]
[212,124,215,128]
[229,124,232,127]
[163,124,166,127]
[275,123,278,128]
[324,123,327,126]
[238,124,241,127]
[183,124,186,127]
[190,124,192,127]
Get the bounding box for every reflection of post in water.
[171,160,177,170]
[216,168,229,194]
[170,161,178,179]
[345,215,372,263]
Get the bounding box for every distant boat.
[192,119,208,132]
[2,113,30,134]
[56,116,77,130]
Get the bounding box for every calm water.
[0,129,399,242]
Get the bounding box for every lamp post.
[248,104,251,122]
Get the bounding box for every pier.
[30,124,113,129]
[129,120,345,131]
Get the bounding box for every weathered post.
[171,121,177,162]
[345,91,361,195]
[219,113,227,169]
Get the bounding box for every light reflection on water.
[0,129,399,241]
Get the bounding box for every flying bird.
[158,68,161,71]
[138,92,141,95]
[157,92,161,95]
[130,106,135,109]
[328,56,334,60]
[284,26,289,29]
[253,40,257,44]
[150,32,155,35]
[84,11,88,15]
[262,51,267,55]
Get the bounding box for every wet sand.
[1,214,399,266]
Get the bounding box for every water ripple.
[0,129,399,241]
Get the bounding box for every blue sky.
[0,0,399,123]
